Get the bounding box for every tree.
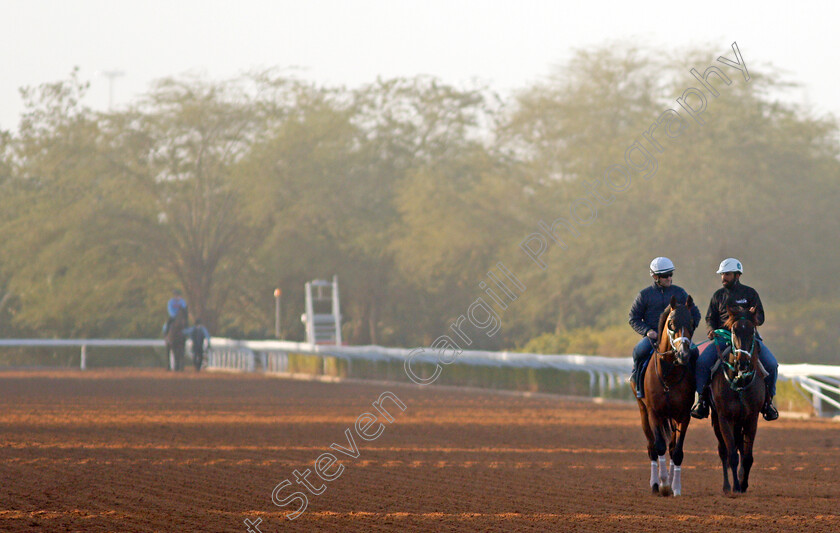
[0,72,274,336]
[0,70,160,336]
[97,75,273,332]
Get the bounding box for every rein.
[651,326,690,393]
[717,320,758,392]
[690,339,712,350]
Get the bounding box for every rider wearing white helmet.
[628,257,701,399]
[690,258,779,421]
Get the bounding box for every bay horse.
[710,306,765,494]
[633,295,697,496]
[165,306,189,371]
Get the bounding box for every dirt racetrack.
[0,369,838,532]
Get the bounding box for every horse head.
[724,305,759,388]
[658,295,696,366]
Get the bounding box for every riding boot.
[761,392,779,421]
[690,389,710,419]
[634,364,645,399]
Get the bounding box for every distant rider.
[629,257,701,399]
[163,289,188,335]
[690,258,779,421]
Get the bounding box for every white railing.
[204,338,840,418]
[2,337,837,417]
[0,338,165,370]
[205,343,255,372]
[775,364,840,415]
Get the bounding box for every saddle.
[709,329,768,378]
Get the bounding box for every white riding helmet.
[649,257,675,276]
[716,258,743,274]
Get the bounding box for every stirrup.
[762,399,779,421]
[690,395,709,419]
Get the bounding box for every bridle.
[721,316,757,392]
[666,325,692,354]
[652,309,694,393]
[654,309,693,359]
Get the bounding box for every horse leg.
[717,415,740,494]
[739,414,759,493]
[638,402,659,493]
[647,412,671,495]
[658,448,670,494]
[666,419,676,489]
[711,408,731,494]
[667,426,675,489]
[669,416,690,496]
[167,345,174,371]
[733,421,746,493]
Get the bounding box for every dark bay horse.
[165,306,188,371]
[710,306,765,494]
[634,295,697,496]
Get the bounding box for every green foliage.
[0,46,838,365]
[763,299,840,364]
[520,326,637,357]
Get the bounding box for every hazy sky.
[1,0,838,130]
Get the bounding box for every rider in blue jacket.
[690,258,779,421]
[163,289,188,334]
[629,257,701,399]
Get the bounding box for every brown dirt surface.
[0,368,838,532]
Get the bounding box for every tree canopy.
[1,45,838,363]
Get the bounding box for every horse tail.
[661,418,675,442]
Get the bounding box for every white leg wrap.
[658,455,668,486]
[672,465,682,496]
[668,460,675,486]
[650,460,659,487]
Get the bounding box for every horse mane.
[657,307,671,335]
[724,306,755,329]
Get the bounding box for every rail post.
[812,389,823,417]
[80,344,87,371]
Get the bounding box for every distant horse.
[165,306,189,371]
[710,306,765,494]
[633,295,697,496]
